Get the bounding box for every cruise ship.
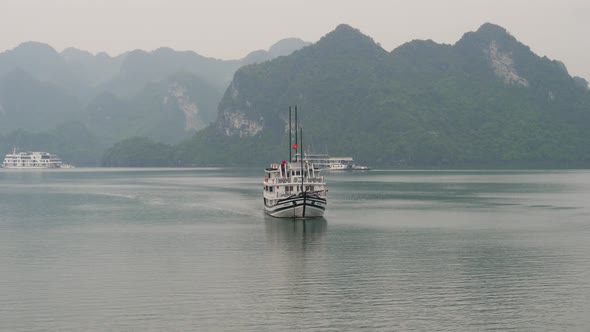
[263,107,327,218]
[1,150,73,169]
[304,154,370,171]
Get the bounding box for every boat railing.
[264,176,325,184]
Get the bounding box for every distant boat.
[263,106,327,218]
[304,154,370,171]
[351,164,371,171]
[1,149,74,169]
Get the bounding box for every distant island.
[0,38,310,166]
[1,23,590,168]
[174,23,590,168]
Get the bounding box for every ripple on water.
[1,169,590,331]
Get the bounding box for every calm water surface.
[1,168,589,331]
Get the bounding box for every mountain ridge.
[243,38,311,65]
[1,23,589,167]
[176,22,590,166]
[0,37,310,164]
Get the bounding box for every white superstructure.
[305,154,369,171]
[263,160,327,218]
[327,157,354,170]
[2,150,72,169]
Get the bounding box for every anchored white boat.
[1,149,73,169]
[263,106,327,218]
[304,154,370,171]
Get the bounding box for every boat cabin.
[263,161,326,204]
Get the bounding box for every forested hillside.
[175,23,590,167]
[0,39,308,164]
[2,23,589,167]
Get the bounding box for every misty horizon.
[1,0,589,79]
[4,21,589,83]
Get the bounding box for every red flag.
[292,143,298,150]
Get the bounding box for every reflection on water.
[264,215,328,259]
[265,217,327,244]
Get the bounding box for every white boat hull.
[2,150,69,169]
[2,165,53,169]
[264,194,326,218]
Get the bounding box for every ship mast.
[289,106,292,163]
[300,126,306,217]
[294,106,298,162]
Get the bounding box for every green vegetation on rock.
[177,23,590,167]
[0,39,309,165]
[2,24,589,168]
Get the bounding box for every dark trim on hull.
[265,195,326,206]
[264,196,326,218]
[264,197,326,211]
[264,205,325,218]
[266,201,326,214]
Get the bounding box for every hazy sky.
[2,0,589,79]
